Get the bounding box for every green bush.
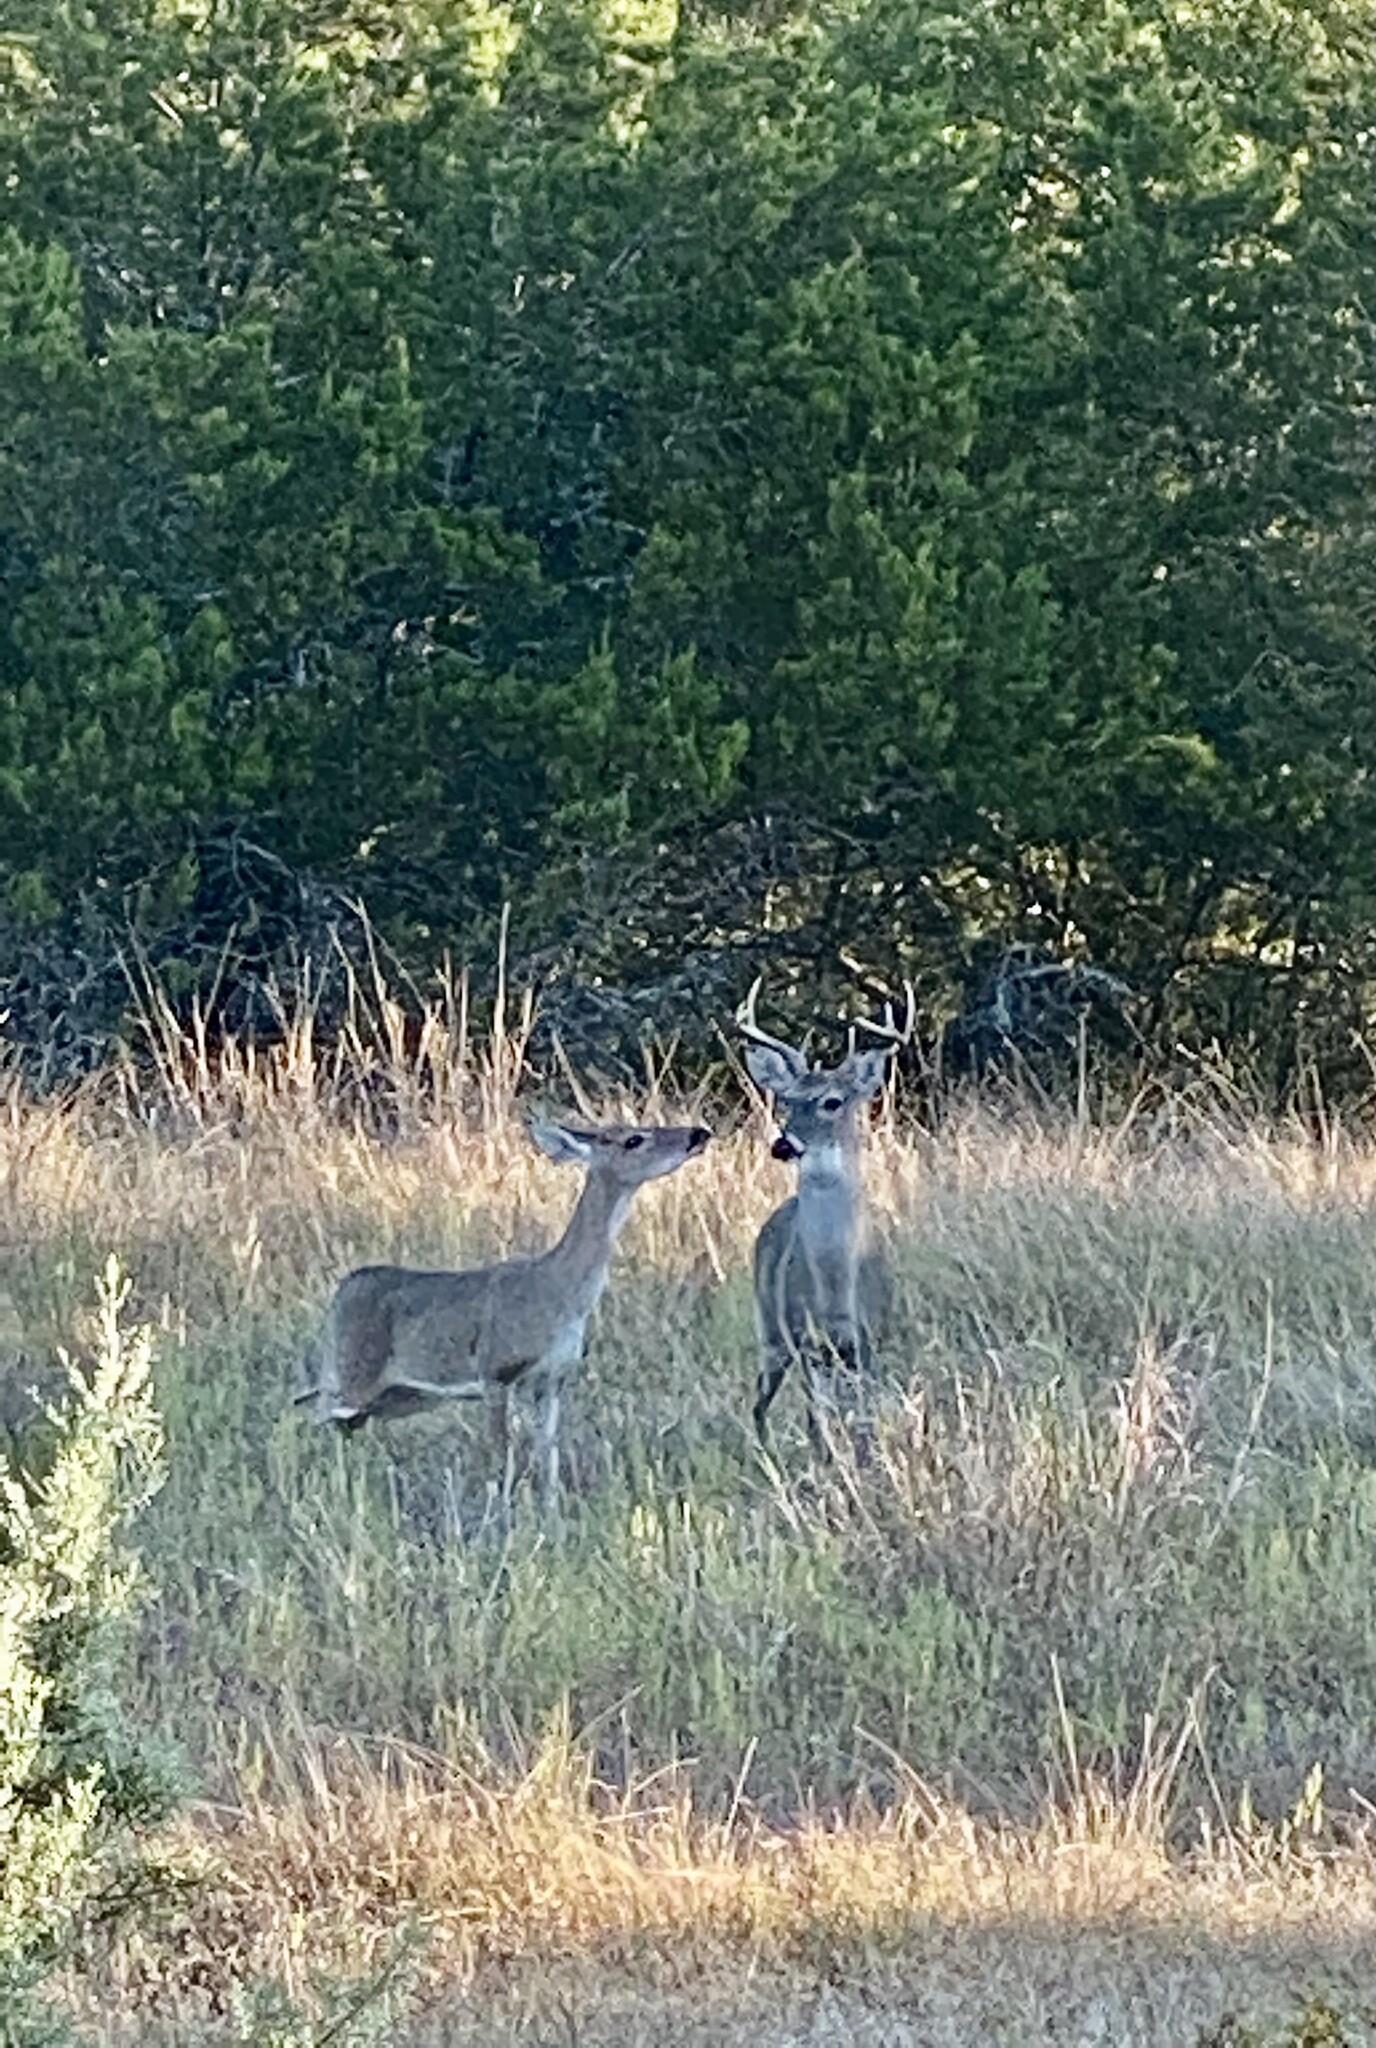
[1,0,1373,1082]
[0,1259,175,2045]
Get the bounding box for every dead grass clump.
[77,1719,1376,2038]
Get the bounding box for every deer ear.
[836,1048,891,1100]
[744,1043,805,1096]
[527,1119,594,1165]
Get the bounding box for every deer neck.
[797,1132,864,1193]
[540,1172,634,1315]
[795,1134,867,1253]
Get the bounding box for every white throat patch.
[798,1141,848,1184]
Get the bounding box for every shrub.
[0,1259,175,2044]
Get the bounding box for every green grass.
[7,1061,1376,1823]
[12,1036,1376,2039]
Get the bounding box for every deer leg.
[829,1329,875,1467]
[371,1374,488,1404]
[753,1351,790,1445]
[487,1383,514,1507]
[800,1352,836,1460]
[533,1376,564,1507]
[804,1322,875,1463]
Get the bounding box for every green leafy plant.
[0,1258,175,2044]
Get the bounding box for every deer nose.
[771,1132,803,1161]
[687,1126,712,1153]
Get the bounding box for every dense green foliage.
[0,0,1372,1077]
[0,1263,172,2044]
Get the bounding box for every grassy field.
[7,1001,1376,2043]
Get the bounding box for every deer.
[736,979,914,1452]
[296,1117,711,1501]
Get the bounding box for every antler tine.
[852,978,918,1049]
[736,976,810,1066]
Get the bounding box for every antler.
[736,977,811,1075]
[847,980,917,1054]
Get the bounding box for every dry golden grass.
[76,1718,1376,2043]
[8,993,1376,2042]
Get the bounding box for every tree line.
[1,0,1372,1092]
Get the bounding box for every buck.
[297,1117,711,1499]
[737,980,913,1450]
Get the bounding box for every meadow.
[7,989,1376,2044]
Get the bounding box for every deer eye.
[624,1133,646,1150]
[822,1096,844,1112]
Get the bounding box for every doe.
[297,1117,711,1500]
[737,981,913,1450]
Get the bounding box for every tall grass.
[7,978,1376,2037]
[79,1709,1376,2042]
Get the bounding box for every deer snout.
[687,1126,712,1154]
[771,1131,803,1162]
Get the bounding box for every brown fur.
[741,1036,897,1449]
[299,1120,711,1497]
